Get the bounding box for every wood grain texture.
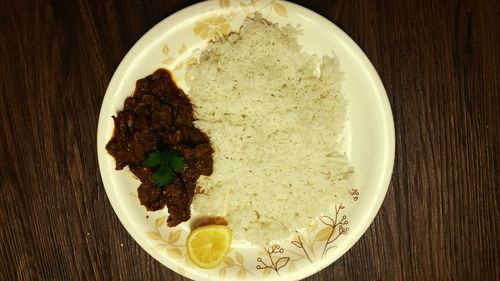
[1,0,498,280]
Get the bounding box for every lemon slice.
[186,225,232,269]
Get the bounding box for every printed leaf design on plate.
[178,44,187,54]
[155,242,167,249]
[240,0,255,15]
[319,216,334,227]
[315,226,333,242]
[262,267,273,277]
[155,216,166,228]
[237,268,246,280]
[319,204,350,258]
[162,44,170,55]
[168,229,182,244]
[223,256,235,266]
[193,15,230,40]
[291,240,302,249]
[290,232,313,263]
[275,257,290,270]
[240,0,256,7]
[291,232,306,248]
[350,188,359,201]
[163,56,174,65]
[256,244,290,276]
[162,44,174,64]
[147,231,162,240]
[219,268,226,278]
[167,247,182,257]
[273,2,288,17]
[235,251,244,265]
[221,253,255,280]
[173,62,184,71]
[219,0,230,8]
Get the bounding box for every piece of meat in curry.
[106,68,213,227]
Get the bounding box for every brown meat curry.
[106,69,213,226]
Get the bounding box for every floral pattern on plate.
[146,200,356,280]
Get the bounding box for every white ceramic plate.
[97,1,395,280]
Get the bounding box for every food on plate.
[106,69,214,227]
[186,14,354,244]
[105,12,354,246]
[186,225,232,269]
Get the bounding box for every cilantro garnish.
[144,148,185,187]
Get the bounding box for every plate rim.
[97,1,395,280]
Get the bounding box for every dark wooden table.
[1,0,499,280]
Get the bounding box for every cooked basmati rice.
[186,14,354,245]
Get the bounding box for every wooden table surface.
[1,0,499,280]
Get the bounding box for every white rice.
[186,14,354,245]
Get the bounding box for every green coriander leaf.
[169,152,185,172]
[145,148,185,187]
[144,150,168,167]
[152,163,174,187]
